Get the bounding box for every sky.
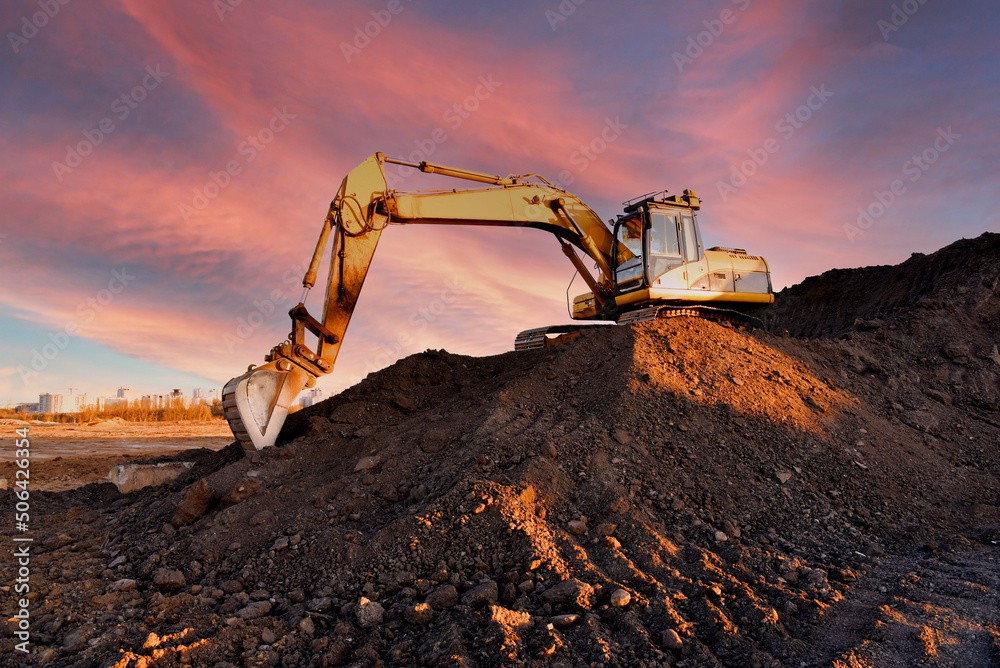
[1,0,998,405]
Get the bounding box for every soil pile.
[2,234,999,667]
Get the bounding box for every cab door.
[611,216,645,293]
[647,210,683,286]
[679,213,709,290]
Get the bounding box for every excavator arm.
[223,152,620,452]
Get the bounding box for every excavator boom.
[225,153,620,452]
[223,152,773,452]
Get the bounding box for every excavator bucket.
[222,361,312,453]
[221,153,392,453]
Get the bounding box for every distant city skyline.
[7,385,221,412]
[7,384,323,412]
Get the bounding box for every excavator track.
[514,305,762,350]
[617,304,764,329]
[514,324,614,350]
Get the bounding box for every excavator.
[223,152,773,452]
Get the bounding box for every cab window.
[680,214,701,262]
[649,212,681,256]
[648,211,683,283]
[614,217,644,291]
[616,217,642,261]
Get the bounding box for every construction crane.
[223,153,773,452]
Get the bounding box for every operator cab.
[570,188,772,320]
[611,190,703,295]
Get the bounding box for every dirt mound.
[764,232,1000,339]
[3,235,1000,667]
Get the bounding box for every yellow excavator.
[223,152,773,452]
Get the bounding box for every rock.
[595,523,617,537]
[461,580,498,608]
[662,629,684,650]
[220,580,243,594]
[942,342,971,359]
[108,578,137,592]
[775,471,793,484]
[236,600,272,619]
[550,613,579,627]
[261,628,277,644]
[308,416,333,436]
[249,510,274,527]
[152,569,186,590]
[298,616,316,636]
[854,318,884,331]
[567,520,588,535]
[221,479,261,506]
[172,478,213,527]
[108,461,194,493]
[356,597,385,628]
[420,429,450,453]
[987,345,1000,366]
[489,604,531,629]
[714,530,729,542]
[610,589,631,607]
[392,394,417,413]
[62,623,95,651]
[831,567,858,583]
[354,454,381,472]
[403,602,433,625]
[865,542,886,557]
[804,568,829,588]
[925,389,953,406]
[541,441,558,460]
[408,484,428,504]
[540,578,595,609]
[307,597,333,613]
[612,429,633,445]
